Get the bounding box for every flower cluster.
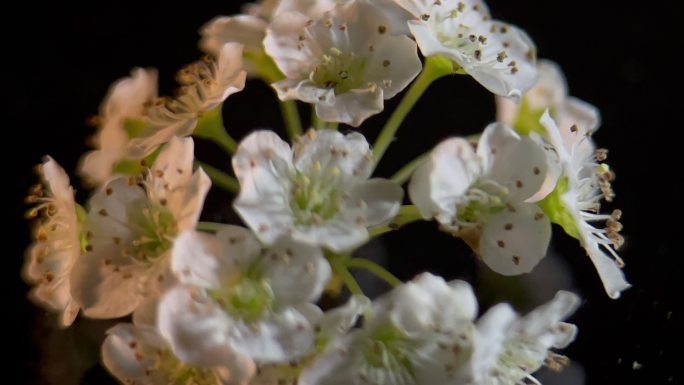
[24,0,629,384]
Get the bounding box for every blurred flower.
[264,0,421,126]
[102,323,243,385]
[233,129,403,252]
[24,157,82,327]
[158,227,330,372]
[71,137,211,319]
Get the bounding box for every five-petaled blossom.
[539,112,630,298]
[464,290,579,385]
[409,122,552,275]
[158,227,331,383]
[130,43,247,159]
[23,157,82,327]
[396,0,537,101]
[299,273,478,385]
[71,137,211,319]
[264,0,422,126]
[497,59,601,138]
[201,0,337,78]
[103,323,240,385]
[79,68,158,186]
[233,129,403,252]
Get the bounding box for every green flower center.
[360,323,417,385]
[128,200,178,264]
[289,166,344,226]
[537,177,580,239]
[455,181,508,225]
[210,275,274,323]
[311,48,367,94]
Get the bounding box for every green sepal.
[112,146,162,176]
[511,99,553,136]
[536,176,581,240]
[123,117,149,138]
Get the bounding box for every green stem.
[369,205,423,238]
[329,254,364,296]
[373,56,455,165]
[391,152,429,185]
[250,53,305,141]
[311,105,326,130]
[193,105,238,154]
[279,100,303,139]
[345,258,402,287]
[197,222,230,232]
[195,161,239,193]
[337,265,364,295]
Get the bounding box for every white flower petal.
[478,122,548,201]
[409,137,480,223]
[584,241,631,299]
[233,131,294,245]
[294,130,374,184]
[71,254,144,318]
[315,86,385,127]
[273,79,335,104]
[263,239,330,304]
[348,179,403,226]
[316,295,371,339]
[467,303,518,382]
[479,202,551,275]
[200,15,268,75]
[172,230,238,288]
[264,10,317,79]
[102,324,168,382]
[515,290,579,349]
[290,219,370,253]
[377,273,477,334]
[362,34,422,99]
[158,286,244,367]
[229,308,316,362]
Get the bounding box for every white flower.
[409,123,552,275]
[158,227,330,371]
[129,43,247,158]
[246,295,371,385]
[497,59,601,138]
[396,0,537,101]
[264,0,422,126]
[465,291,580,385]
[70,137,211,319]
[103,323,248,385]
[539,112,630,298]
[233,129,403,252]
[299,273,478,385]
[23,157,81,327]
[79,68,158,186]
[200,0,336,78]
[201,0,411,80]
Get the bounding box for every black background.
[8,1,678,384]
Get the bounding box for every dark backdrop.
[8,1,678,384]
